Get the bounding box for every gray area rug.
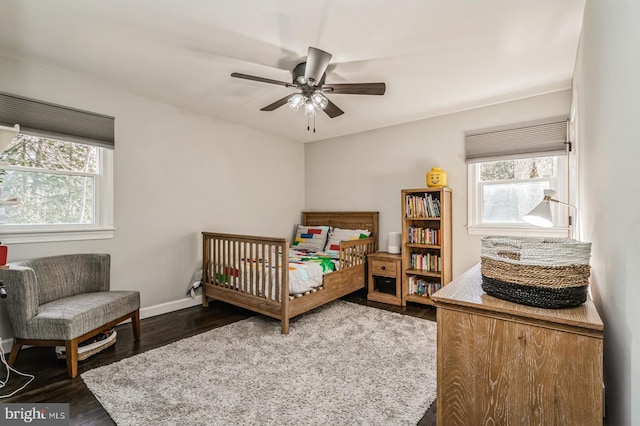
[82,301,437,425]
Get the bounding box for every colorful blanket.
[215,249,338,297]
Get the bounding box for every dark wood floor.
[1,289,437,425]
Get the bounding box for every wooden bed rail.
[338,237,376,269]
[201,212,378,334]
[202,232,290,305]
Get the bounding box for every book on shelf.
[408,226,440,245]
[409,252,441,272]
[405,193,441,218]
[407,276,442,297]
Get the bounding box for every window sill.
[0,227,115,244]
[466,225,571,238]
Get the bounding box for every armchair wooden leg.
[8,341,22,366]
[65,339,79,379]
[132,309,141,341]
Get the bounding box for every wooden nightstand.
[367,252,402,306]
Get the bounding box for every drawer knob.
[381,266,386,270]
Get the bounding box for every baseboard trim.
[140,295,203,319]
[0,294,204,354]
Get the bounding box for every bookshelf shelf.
[404,293,436,306]
[405,269,442,278]
[405,244,441,250]
[401,187,452,306]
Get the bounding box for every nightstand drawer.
[370,259,397,276]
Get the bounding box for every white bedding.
[214,248,338,297]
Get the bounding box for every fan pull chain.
[306,115,317,132]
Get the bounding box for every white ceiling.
[0,0,585,143]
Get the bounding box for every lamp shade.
[287,94,305,111]
[304,101,317,117]
[523,189,557,227]
[523,201,553,227]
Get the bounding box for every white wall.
[575,1,640,423]
[0,55,305,343]
[305,90,572,278]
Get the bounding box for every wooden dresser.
[431,264,603,425]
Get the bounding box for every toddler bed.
[202,211,378,334]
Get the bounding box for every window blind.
[465,117,568,163]
[0,91,114,149]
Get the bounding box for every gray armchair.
[0,253,140,378]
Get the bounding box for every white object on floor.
[55,330,117,360]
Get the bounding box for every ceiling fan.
[231,47,386,128]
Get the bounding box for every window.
[465,117,571,237]
[0,134,113,243]
[467,156,568,236]
[0,91,115,243]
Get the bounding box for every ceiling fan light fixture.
[311,93,328,110]
[288,93,305,111]
[230,46,384,126]
[304,100,317,117]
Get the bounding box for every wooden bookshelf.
[401,187,452,306]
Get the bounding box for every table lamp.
[523,189,576,230]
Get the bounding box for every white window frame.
[467,155,570,237]
[0,145,114,244]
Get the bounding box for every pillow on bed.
[291,225,330,252]
[323,227,371,254]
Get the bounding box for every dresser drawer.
[370,259,397,276]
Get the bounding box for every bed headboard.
[302,211,379,250]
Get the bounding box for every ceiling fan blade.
[323,98,344,118]
[323,83,386,95]
[304,47,332,86]
[231,72,295,88]
[260,94,296,111]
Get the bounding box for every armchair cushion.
[27,291,140,340]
